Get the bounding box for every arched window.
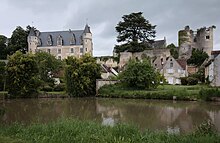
[57,35,63,46]
[70,34,76,45]
[47,35,53,46]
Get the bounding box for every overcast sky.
[0,0,219,56]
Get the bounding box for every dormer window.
[47,35,53,46]
[70,34,76,45]
[57,35,63,46]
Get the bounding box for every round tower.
[27,27,38,54]
[178,26,193,59]
[195,26,215,57]
[82,24,93,56]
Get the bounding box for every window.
[47,49,51,53]
[155,64,157,66]
[47,35,53,46]
[170,63,173,68]
[70,48,74,53]
[80,48,83,53]
[206,35,210,39]
[58,56,61,60]
[57,35,63,46]
[58,49,61,54]
[85,48,87,51]
[70,34,76,45]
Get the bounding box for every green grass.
[0,136,25,143]
[98,84,213,101]
[0,119,219,143]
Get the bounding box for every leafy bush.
[195,120,217,135]
[180,77,188,85]
[187,77,198,85]
[41,85,53,92]
[54,83,65,91]
[119,59,159,89]
[65,54,101,97]
[199,88,220,101]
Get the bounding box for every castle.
[178,25,215,59]
[27,24,93,59]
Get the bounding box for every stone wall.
[96,79,119,95]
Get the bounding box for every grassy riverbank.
[0,119,219,143]
[98,84,218,101]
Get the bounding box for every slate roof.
[176,59,187,70]
[38,30,84,47]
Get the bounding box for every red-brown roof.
[211,50,220,55]
[176,59,187,70]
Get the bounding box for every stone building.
[161,56,188,84]
[27,24,93,59]
[118,38,170,69]
[205,51,220,87]
[178,25,215,59]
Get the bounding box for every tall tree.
[187,49,209,67]
[0,35,8,59]
[0,61,6,91]
[115,12,156,53]
[65,54,101,96]
[35,51,63,85]
[167,43,179,59]
[6,51,40,97]
[7,26,28,55]
[119,59,159,89]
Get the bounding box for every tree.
[7,26,28,55]
[6,51,40,97]
[65,54,101,97]
[187,49,209,67]
[119,59,159,89]
[0,35,8,59]
[167,43,179,59]
[0,61,6,91]
[35,51,63,86]
[115,12,156,53]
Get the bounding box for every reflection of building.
[28,24,93,60]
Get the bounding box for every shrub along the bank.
[199,88,220,101]
[65,54,101,97]
[0,119,219,143]
[98,83,199,100]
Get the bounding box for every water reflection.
[0,98,220,133]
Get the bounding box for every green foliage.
[115,12,156,53]
[195,120,217,135]
[41,85,53,92]
[65,54,101,96]
[0,61,6,91]
[167,43,179,59]
[190,67,205,83]
[0,35,8,59]
[119,59,159,89]
[53,83,65,92]
[6,51,40,97]
[0,119,219,143]
[199,88,220,101]
[187,77,198,85]
[7,26,28,55]
[98,83,199,100]
[187,49,209,67]
[178,30,188,47]
[35,51,63,86]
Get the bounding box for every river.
[0,98,220,134]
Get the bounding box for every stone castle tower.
[178,25,215,59]
[27,24,93,59]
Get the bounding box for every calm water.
[0,98,220,133]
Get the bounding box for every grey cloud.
[1,0,220,55]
